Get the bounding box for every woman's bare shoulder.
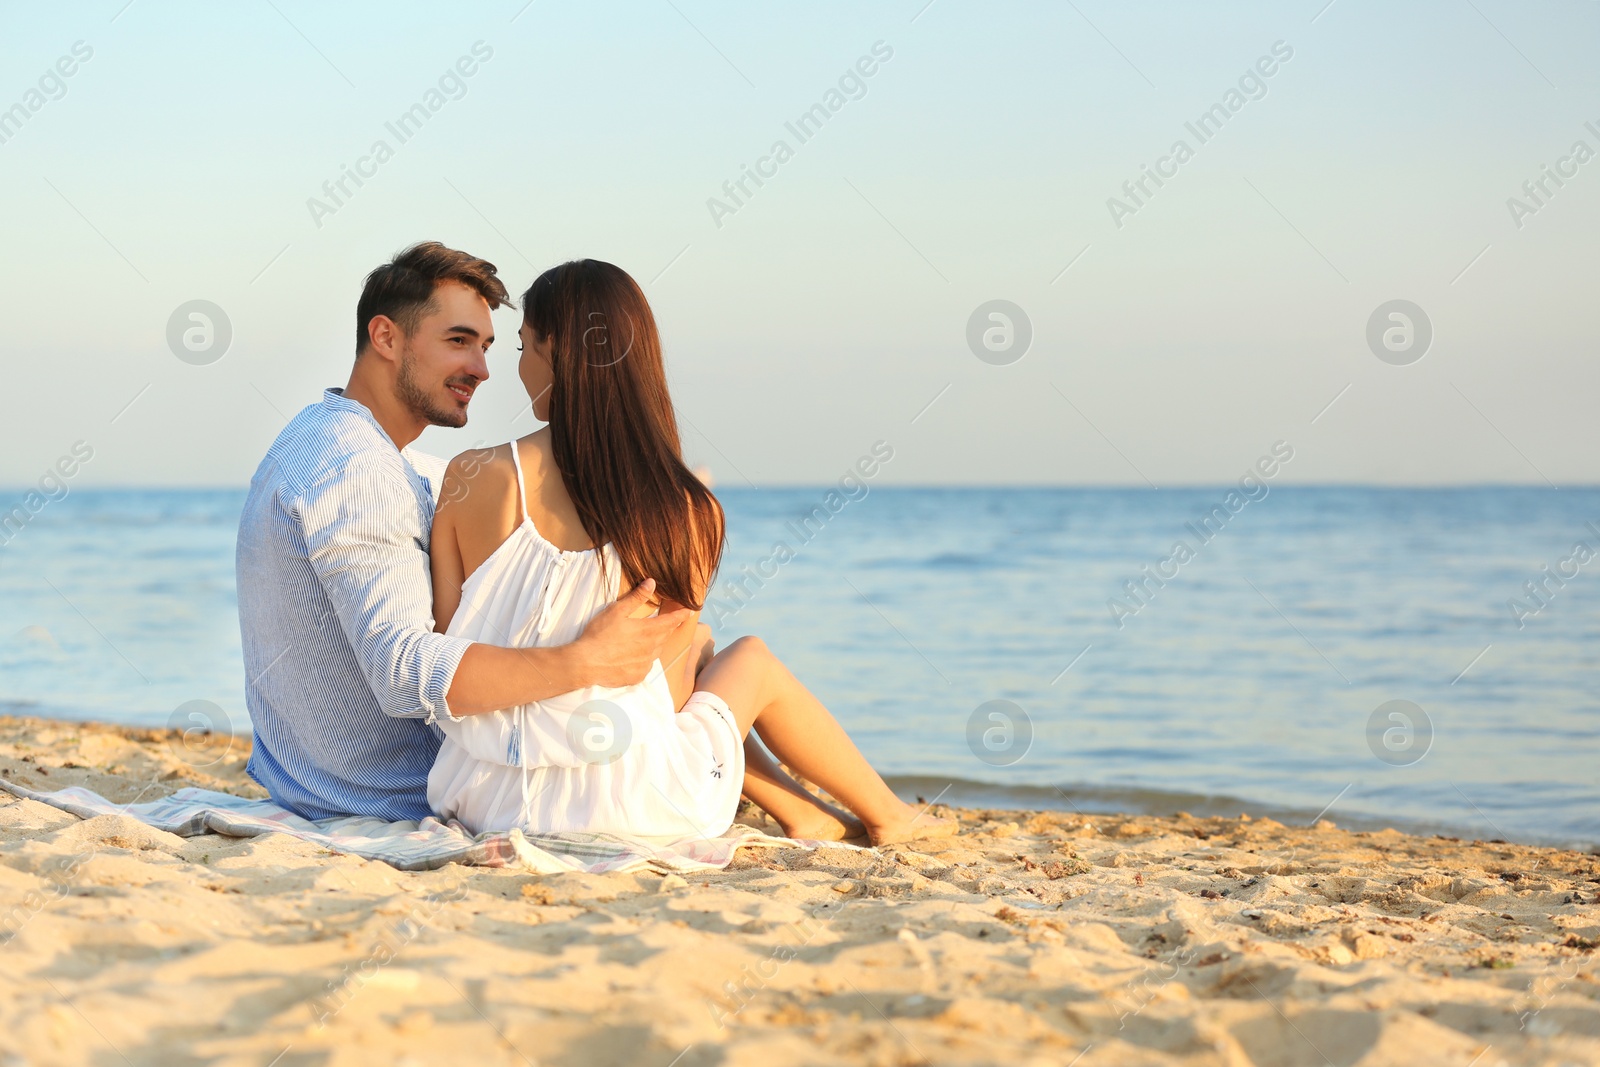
[437,443,525,574]
[517,427,556,469]
[439,443,518,519]
[515,429,565,502]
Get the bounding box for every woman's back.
[448,431,594,578]
[435,434,635,748]
[425,434,743,838]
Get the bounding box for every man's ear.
[365,314,401,363]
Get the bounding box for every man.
[236,242,692,821]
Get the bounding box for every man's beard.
[396,348,470,429]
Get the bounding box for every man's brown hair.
[355,241,511,354]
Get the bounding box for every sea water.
[1,486,1595,847]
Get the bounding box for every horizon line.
[4,481,1596,494]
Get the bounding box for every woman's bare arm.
[431,444,522,635]
[430,494,466,635]
[657,601,702,709]
[670,623,714,708]
[662,490,722,710]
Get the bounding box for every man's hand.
[574,579,696,688]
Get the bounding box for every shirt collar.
[322,386,364,414]
[322,387,437,498]
[323,387,397,449]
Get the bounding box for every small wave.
[881,774,1593,849]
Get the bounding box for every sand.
[0,715,1595,1067]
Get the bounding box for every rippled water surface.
[2,487,1596,846]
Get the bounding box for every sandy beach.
[0,715,1595,1067]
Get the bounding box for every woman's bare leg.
[697,636,953,845]
[685,627,859,838]
[738,732,866,841]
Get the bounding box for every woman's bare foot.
[866,802,959,846]
[773,801,867,842]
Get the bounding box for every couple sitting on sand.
[236,242,949,847]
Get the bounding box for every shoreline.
[1,714,1597,1064]
[883,775,1600,855]
[0,707,1582,852]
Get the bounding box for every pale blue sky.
[2,0,1596,486]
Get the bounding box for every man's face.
[394,280,495,428]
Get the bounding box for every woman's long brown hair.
[524,260,723,610]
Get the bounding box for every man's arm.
[298,455,476,723]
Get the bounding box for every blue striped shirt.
[236,388,472,821]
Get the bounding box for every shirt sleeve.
[403,448,449,504]
[295,452,473,724]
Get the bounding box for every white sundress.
[427,441,745,839]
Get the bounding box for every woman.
[426,259,950,846]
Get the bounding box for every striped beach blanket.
[0,777,809,874]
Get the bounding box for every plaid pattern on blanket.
[0,777,814,874]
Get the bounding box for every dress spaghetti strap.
[508,440,531,522]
